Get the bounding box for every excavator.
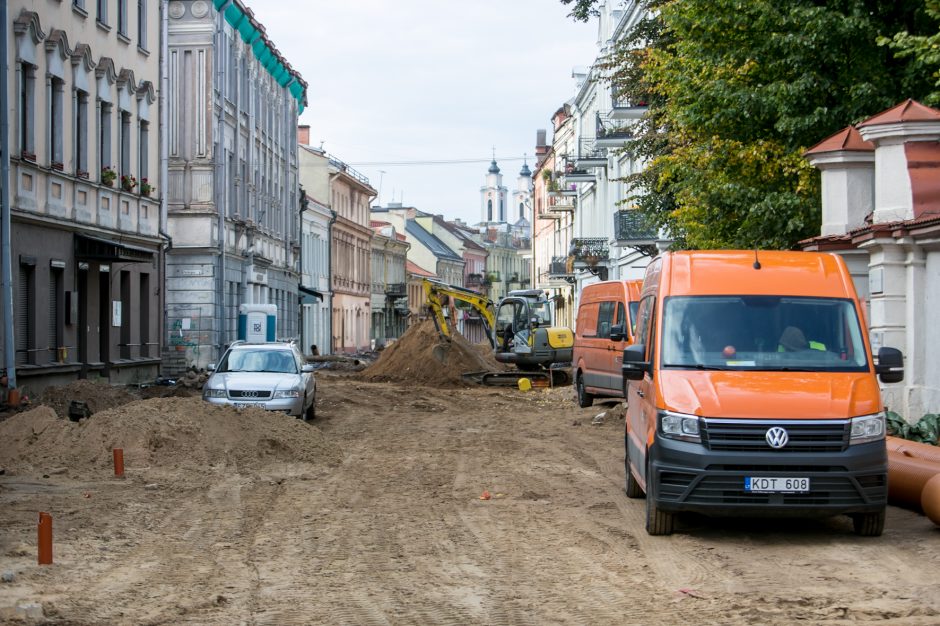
[422,278,574,386]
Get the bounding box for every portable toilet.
[237,304,277,342]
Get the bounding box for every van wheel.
[576,373,594,408]
[624,438,643,499]
[645,459,674,535]
[851,509,885,537]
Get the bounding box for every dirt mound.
[360,319,503,386]
[38,379,138,419]
[0,398,342,478]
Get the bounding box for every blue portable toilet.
[237,304,277,342]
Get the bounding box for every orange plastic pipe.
[887,450,940,511]
[886,436,940,465]
[37,512,53,565]
[113,448,124,478]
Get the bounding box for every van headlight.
[849,412,886,445]
[659,410,701,443]
[203,388,226,398]
[273,388,300,399]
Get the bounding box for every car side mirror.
[622,343,649,381]
[208,363,216,371]
[609,324,625,342]
[301,364,316,373]
[876,346,904,384]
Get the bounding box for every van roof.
[660,251,856,298]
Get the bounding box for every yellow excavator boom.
[422,279,497,348]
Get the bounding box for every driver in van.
[778,326,826,352]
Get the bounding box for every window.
[97,0,108,25]
[19,63,36,160]
[119,110,131,177]
[100,103,112,172]
[138,120,149,184]
[49,77,65,168]
[119,270,130,359]
[49,267,64,362]
[139,274,150,357]
[117,0,127,35]
[16,263,35,366]
[487,199,493,221]
[75,90,89,176]
[137,0,147,49]
[73,0,86,11]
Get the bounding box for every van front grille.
[702,419,848,453]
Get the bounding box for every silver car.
[202,341,317,420]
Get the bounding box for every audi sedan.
[202,341,317,420]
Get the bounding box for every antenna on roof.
[753,247,762,270]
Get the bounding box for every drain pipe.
[327,206,337,354]
[0,0,15,390]
[214,1,232,357]
[158,0,172,371]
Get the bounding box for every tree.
[881,0,940,106]
[565,0,938,249]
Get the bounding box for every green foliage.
[564,0,939,249]
[559,0,601,22]
[880,0,940,106]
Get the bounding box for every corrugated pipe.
[887,449,940,512]
[886,436,940,465]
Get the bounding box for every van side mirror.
[622,344,649,381]
[208,363,216,371]
[876,347,904,384]
[609,324,626,342]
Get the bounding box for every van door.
[606,301,628,393]
[626,294,656,489]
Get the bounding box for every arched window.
[487,199,493,221]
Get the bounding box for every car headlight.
[203,388,226,398]
[273,388,301,399]
[850,412,885,445]
[659,410,702,443]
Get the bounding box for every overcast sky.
[251,1,599,225]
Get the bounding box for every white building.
[802,99,940,423]
[164,0,307,371]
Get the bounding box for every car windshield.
[218,348,297,374]
[661,296,868,372]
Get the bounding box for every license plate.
[745,477,810,493]
[234,402,266,409]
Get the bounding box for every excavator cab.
[494,295,573,371]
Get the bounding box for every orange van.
[573,280,643,407]
[622,251,904,536]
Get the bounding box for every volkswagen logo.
[241,390,259,399]
[765,427,789,449]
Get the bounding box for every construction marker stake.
[113,448,125,478]
[37,512,53,565]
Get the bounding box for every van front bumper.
[648,437,887,517]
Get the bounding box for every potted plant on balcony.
[121,173,137,192]
[101,166,117,187]
[139,178,152,197]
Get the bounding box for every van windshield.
[661,296,869,372]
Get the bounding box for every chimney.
[803,126,874,235]
[857,99,940,223]
[297,125,311,146]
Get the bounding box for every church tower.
[511,159,532,238]
[480,156,508,223]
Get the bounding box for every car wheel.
[576,373,594,408]
[303,395,316,421]
[624,437,643,499]
[645,457,674,536]
[851,509,885,537]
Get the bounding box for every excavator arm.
[422,279,497,349]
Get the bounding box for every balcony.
[595,112,634,148]
[385,283,407,299]
[574,138,607,169]
[610,92,649,121]
[561,158,596,184]
[549,256,573,277]
[614,210,658,244]
[548,194,575,214]
[466,273,484,287]
[569,238,609,265]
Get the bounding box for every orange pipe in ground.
[887,450,940,511]
[886,436,940,465]
[37,512,53,565]
[113,448,124,478]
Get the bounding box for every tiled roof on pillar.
[803,126,873,157]
[857,99,940,128]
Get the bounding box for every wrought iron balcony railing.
[569,238,610,264]
[614,210,658,243]
[549,256,572,277]
[466,273,484,287]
